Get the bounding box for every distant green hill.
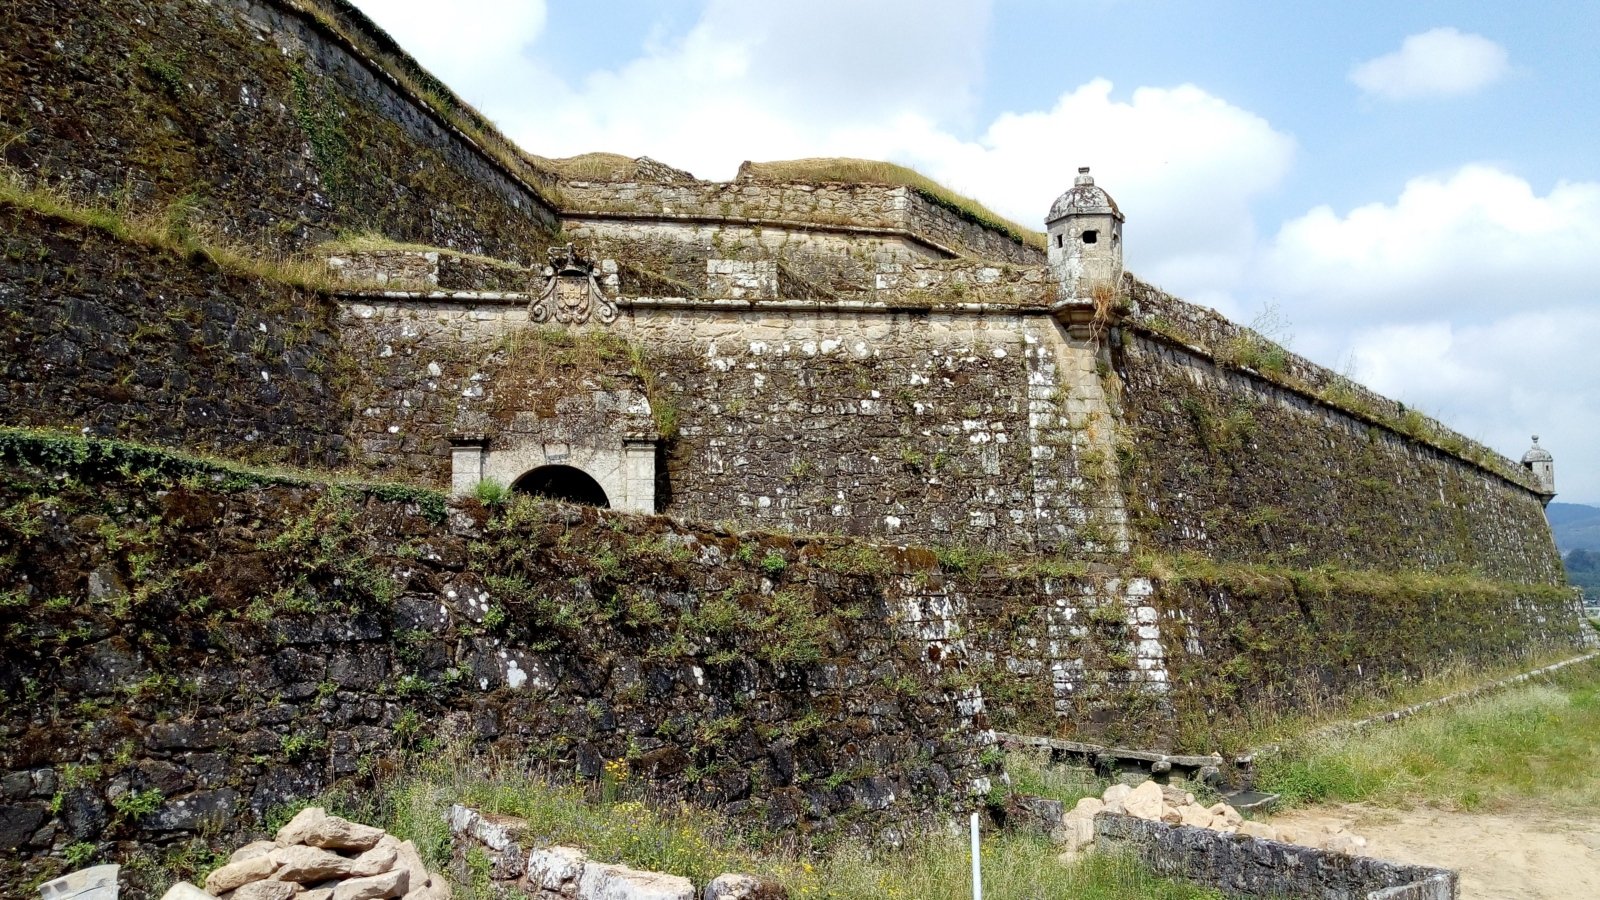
[1562,546,1600,605]
[1549,502,1600,553]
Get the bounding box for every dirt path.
[1269,803,1600,900]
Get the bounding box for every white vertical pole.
[970,811,983,900]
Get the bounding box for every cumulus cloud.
[351,0,1294,305]
[1256,167,1600,500]
[354,0,549,106]
[1259,165,1600,321]
[1349,27,1510,100]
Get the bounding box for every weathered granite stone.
[231,880,302,900]
[270,844,357,883]
[331,868,410,900]
[204,854,280,893]
[278,807,386,852]
[0,805,46,850]
[577,860,694,900]
[159,883,214,900]
[702,873,787,900]
[230,840,281,864]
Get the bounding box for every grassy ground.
[1257,658,1600,812]
[1001,748,1115,807]
[322,747,1220,900]
[1216,645,1595,755]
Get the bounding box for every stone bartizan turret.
[1046,166,1125,300]
[1522,435,1556,504]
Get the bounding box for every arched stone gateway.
[512,464,610,508]
[450,433,658,514]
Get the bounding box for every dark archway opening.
[512,465,610,508]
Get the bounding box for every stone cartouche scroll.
[530,244,618,325]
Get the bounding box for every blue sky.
[353,0,1600,506]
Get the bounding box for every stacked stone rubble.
[162,808,450,900]
[1052,780,1369,856]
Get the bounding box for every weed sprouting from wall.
[289,64,358,210]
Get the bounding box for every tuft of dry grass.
[738,158,1047,251]
[532,153,652,182]
[328,746,1223,900]
[0,166,356,292]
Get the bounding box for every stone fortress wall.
[1,0,559,259]
[561,177,1045,268]
[0,0,1589,892]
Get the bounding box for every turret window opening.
[1082,230,1099,245]
[1055,234,1064,248]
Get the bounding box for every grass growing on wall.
[0,165,356,293]
[1125,290,1534,488]
[1256,659,1600,811]
[329,747,1221,900]
[0,426,447,521]
[738,158,1047,251]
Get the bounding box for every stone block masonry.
[1114,285,1563,583]
[0,206,351,468]
[1,432,1582,897]
[338,296,1125,556]
[1095,814,1457,899]
[561,178,1043,268]
[0,434,998,896]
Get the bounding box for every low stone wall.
[1094,814,1458,899]
[858,260,1056,307]
[325,248,533,292]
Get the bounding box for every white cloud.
[1257,167,1600,501]
[1349,27,1509,101]
[354,0,548,105]
[905,80,1294,297]
[1259,165,1600,320]
[351,1,1294,304]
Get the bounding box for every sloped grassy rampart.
[0,202,352,468]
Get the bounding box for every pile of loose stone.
[163,808,450,900]
[1054,781,1369,856]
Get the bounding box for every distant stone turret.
[1522,435,1556,503]
[1046,167,1125,300]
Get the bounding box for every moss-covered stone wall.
[0,204,350,467]
[0,434,994,896]
[1112,323,1564,584]
[0,0,557,258]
